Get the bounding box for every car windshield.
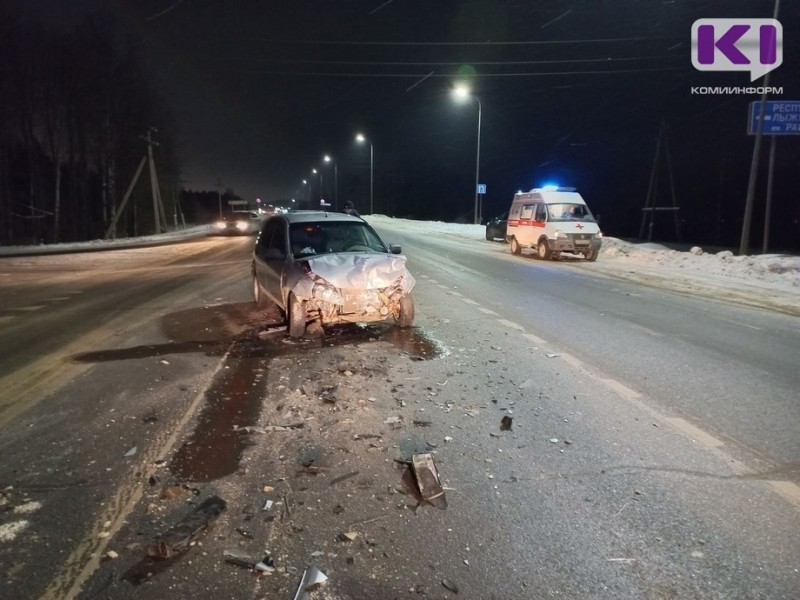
[290,221,387,258]
[547,203,596,223]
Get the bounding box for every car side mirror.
[389,244,402,254]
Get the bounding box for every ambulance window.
[535,204,547,221]
[520,204,534,220]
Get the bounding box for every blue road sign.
[748,100,800,135]
[477,184,487,194]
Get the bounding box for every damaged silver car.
[251,211,415,337]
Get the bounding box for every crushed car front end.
[286,254,415,326]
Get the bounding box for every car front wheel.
[396,293,414,328]
[585,248,599,262]
[510,237,521,255]
[537,239,552,260]
[287,292,307,338]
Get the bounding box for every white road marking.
[461,298,479,306]
[598,377,642,401]
[715,316,762,331]
[478,307,498,316]
[497,319,525,332]
[558,352,584,369]
[522,333,546,345]
[11,306,46,312]
[767,481,800,508]
[663,417,724,449]
[0,316,15,325]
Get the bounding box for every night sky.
[15,1,800,247]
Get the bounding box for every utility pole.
[739,0,781,255]
[146,127,167,233]
[104,126,166,239]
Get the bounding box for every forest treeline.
[0,9,181,245]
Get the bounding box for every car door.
[254,218,289,307]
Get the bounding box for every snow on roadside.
[365,214,800,314]
[1,213,797,313]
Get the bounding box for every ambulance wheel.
[585,248,599,262]
[510,237,522,255]
[537,239,552,260]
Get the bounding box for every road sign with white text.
[748,101,800,135]
[477,184,486,194]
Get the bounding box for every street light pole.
[474,97,482,225]
[356,133,374,214]
[452,84,483,224]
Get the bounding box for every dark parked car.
[485,213,508,241]
[252,211,416,337]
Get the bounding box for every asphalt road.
[0,229,797,600]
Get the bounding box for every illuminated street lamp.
[452,83,482,225]
[323,155,338,210]
[355,133,374,215]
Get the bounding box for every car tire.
[585,248,599,262]
[396,293,415,328]
[252,272,269,309]
[537,239,552,260]
[510,237,521,255]
[485,228,494,241]
[287,292,306,338]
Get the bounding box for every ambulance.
[505,186,602,261]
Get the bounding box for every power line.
[262,36,676,46]
[246,67,684,77]
[240,55,681,67]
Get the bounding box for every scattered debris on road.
[411,453,447,509]
[500,416,513,431]
[224,551,275,572]
[293,566,328,599]
[145,496,227,560]
[442,578,459,593]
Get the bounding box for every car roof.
[276,211,364,224]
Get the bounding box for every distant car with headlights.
[252,211,415,337]
[212,211,262,235]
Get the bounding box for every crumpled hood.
[305,254,415,292]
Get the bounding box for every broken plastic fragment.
[411,453,447,509]
[124,446,137,457]
[293,566,328,600]
[442,578,459,593]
